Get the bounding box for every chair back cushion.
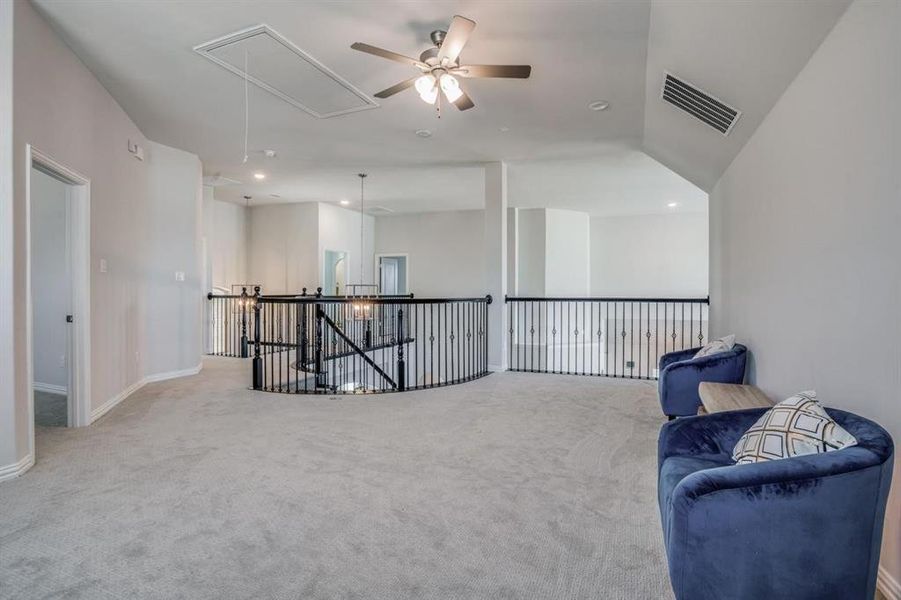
[732,391,857,464]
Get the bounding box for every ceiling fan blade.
[454,64,532,79]
[351,42,427,69]
[374,77,419,99]
[437,15,475,65]
[451,88,475,111]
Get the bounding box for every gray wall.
[374,210,487,297]
[30,169,69,390]
[709,0,899,584]
[4,0,203,469]
[591,212,708,297]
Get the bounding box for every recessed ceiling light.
[269,194,281,199]
[264,149,277,158]
[499,126,510,133]
[415,129,432,138]
[253,172,266,180]
[340,199,350,206]
[588,100,610,111]
[667,202,680,208]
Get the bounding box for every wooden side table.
[697,383,774,415]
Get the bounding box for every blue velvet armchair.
[658,408,894,600]
[658,344,748,417]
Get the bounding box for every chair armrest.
[659,347,700,370]
[658,408,766,469]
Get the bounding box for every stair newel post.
[252,286,262,390]
[240,287,249,358]
[396,307,405,391]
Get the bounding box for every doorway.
[26,146,91,456]
[376,254,408,295]
[323,249,348,295]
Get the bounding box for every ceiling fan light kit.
[351,15,531,113]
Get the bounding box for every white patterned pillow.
[732,391,857,465]
[694,334,736,359]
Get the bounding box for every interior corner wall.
[591,213,709,297]
[247,202,318,294]
[708,0,900,586]
[7,0,205,471]
[203,189,248,292]
[0,0,17,472]
[374,210,487,297]
[144,141,203,377]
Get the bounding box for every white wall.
[248,202,319,294]
[5,0,204,472]
[374,210,487,297]
[591,212,708,297]
[144,141,203,377]
[516,209,546,296]
[318,203,375,293]
[545,209,590,296]
[204,190,248,292]
[709,0,900,588]
[30,169,69,390]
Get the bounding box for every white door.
[380,258,398,295]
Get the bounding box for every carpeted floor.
[0,357,673,600]
[33,391,67,427]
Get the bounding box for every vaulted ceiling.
[31,0,850,211]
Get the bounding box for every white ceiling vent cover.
[194,25,378,119]
[661,72,741,135]
[365,206,394,215]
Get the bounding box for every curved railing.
[250,289,492,394]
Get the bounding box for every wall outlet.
[59,355,66,368]
[175,271,185,282]
[99,258,108,273]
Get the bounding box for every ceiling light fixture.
[253,172,266,180]
[588,100,610,111]
[439,73,463,103]
[415,74,439,104]
[415,129,432,138]
[667,202,679,208]
[264,149,277,158]
[340,199,350,205]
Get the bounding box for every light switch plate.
[99,258,108,273]
[175,271,185,282]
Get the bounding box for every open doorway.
[26,146,91,455]
[323,249,347,296]
[376,254,408,295]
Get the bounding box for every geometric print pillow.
[732,391,857,465]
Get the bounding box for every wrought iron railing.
[505,296,709,380]
[251,290,491,394]
[206,288,256,357]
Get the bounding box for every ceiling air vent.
[194,25,378,119]
[661,73,740,135]
[365,206,394,215]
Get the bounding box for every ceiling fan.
[351,15,531,112]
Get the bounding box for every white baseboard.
[879,565,901,600]
[90,378,147,423]
[0,453,35,483]
[90,363,203,423]
[487,364,508,372]
[143,363,202,384]
[33,382,67,395]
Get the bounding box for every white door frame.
[375,253,410,294]
[25,145,91,450]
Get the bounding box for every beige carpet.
[0,357,672,599]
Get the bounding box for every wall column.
[484,162,507,371]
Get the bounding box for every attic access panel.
[194,25,378,118]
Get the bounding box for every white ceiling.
[30,0,850,211]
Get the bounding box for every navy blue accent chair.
[658,344,748,417]
[658,408,894,600]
